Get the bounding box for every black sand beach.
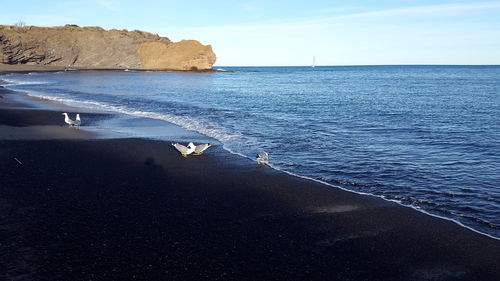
[0,64,67,75]
[1,83,499,281]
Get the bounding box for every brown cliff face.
[0,25,216,71]
[138,40,216,71]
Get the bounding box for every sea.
[2,65,499,239]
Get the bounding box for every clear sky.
[1,0,500,66]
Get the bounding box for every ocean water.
[3,65,500,238]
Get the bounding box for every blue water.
[3,65,500,238]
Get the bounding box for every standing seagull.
[62,113,75,127]
[256,152,269,165]
[172,142,196,157]
[189,143,212,155]
[74,114,81,128]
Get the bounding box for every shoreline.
[0,63,219,76]
[1,74,500,280]
[4,70,499,240]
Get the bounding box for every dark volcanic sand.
[1,85,499,281]
[0,64,66,75]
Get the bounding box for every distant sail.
[311,56,316,68]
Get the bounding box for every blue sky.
[1,0,500,66]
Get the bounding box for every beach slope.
[1,86,499,281]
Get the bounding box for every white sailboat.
[311,56,316,68]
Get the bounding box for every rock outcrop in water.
[0,25,216,71]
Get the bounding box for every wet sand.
[1,84,499,280]
[0,64,67,75]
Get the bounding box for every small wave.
[319,177,364,187]
[24,92,242,143]
[430,208,500,230]
[2,78,52,86]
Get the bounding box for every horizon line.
[214,64,500,67]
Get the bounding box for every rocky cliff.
[0,25,216,71]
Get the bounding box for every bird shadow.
[144,157,165,174]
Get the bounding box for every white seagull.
[256,152,269,165]
[75,114,81,128]
[62,113,75,127]
[189,143,212,155]
[172,142,196,157]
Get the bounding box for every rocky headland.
[0,25,216,71]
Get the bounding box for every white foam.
[23,91,242,143]
[218,141,500,241]
[2,78,52,86]
[265,164,500,240]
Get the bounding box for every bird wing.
[172,143,188,154]
[65,117,75,125]
[194,144,210,154]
